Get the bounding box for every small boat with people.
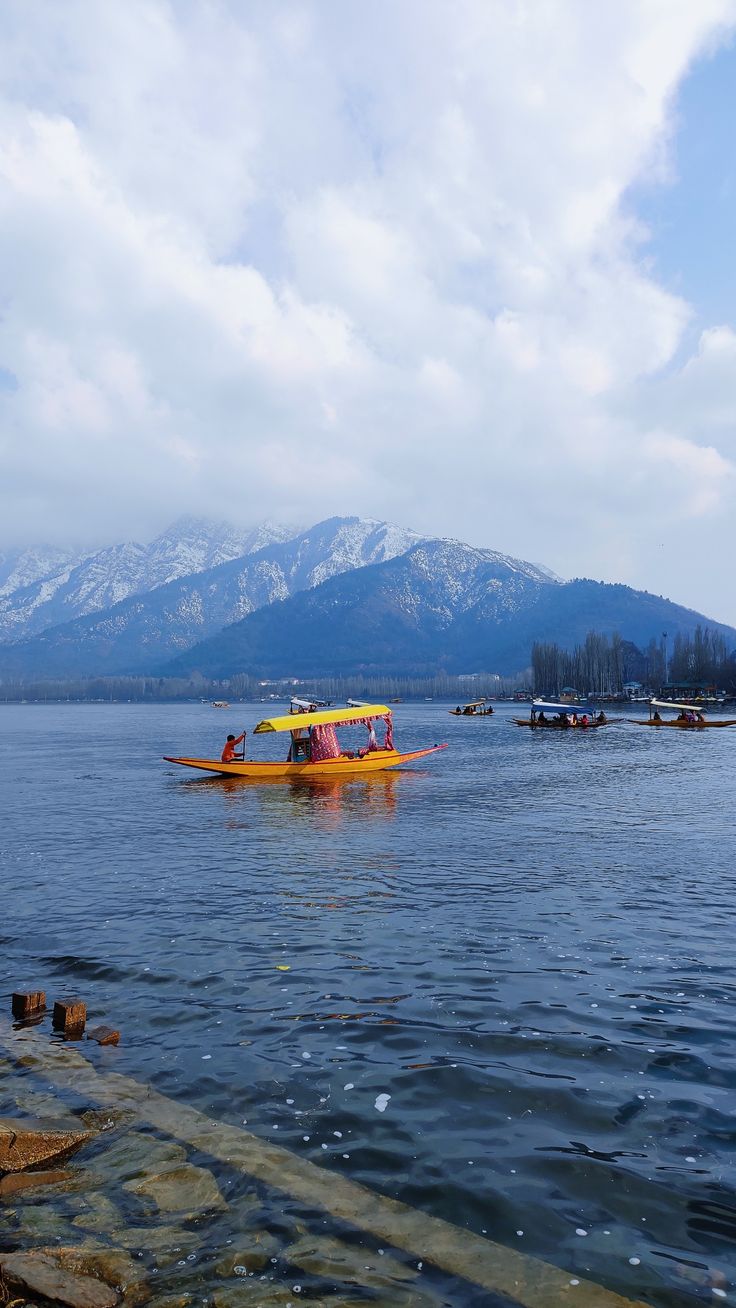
[449,699,494,717]
[164,703,448,778]
[514,701,608,729]
[627,699,736,729]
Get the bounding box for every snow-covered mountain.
[0,516,428,678]
[163,539,736,681]
[2,515,732,682]
[0,544,90,600]
[0,516,293,642]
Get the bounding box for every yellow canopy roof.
[254,704,391,733]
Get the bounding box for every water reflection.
[176,769,401,828]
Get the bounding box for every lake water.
[2,701,736,1306]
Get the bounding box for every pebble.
[374,1093,391,1113]
[575,1229,587,1237]
[629,1258,640,1266]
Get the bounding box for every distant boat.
[211,700,230,708]
[165,704,448,779]
[514,701,607,730]
[628,699,736,730]
[448,699,494,717]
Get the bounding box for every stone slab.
[0,1117,93,1172]
[0,1167,72,1199]
[0,1250,118,1308]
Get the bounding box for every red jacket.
[221,732,245,762]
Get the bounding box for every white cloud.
[1,0,736,619]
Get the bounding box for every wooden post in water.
[11,991,46,1021]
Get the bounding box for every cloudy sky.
[2,0,736,621]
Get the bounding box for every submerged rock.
[145,1298,193,1308]
[9,1202,74,1244]
[111,1224,198,1264]
[0,1250,118,1308]
[286,1232,417,1291]
[79,1108,136,1135]
[0,1118,93,1173]
[211,1285,301,1308]
[71,1193,124,1235]
[214,1231,281,1275]
[55,1247,150,1306]
[123,1163,225,1214]
[0,1168,73,1200]
[93,1133,186,1182]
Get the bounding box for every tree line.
[532,626,735,697]
[0,670,529,704]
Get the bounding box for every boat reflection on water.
[176,768,403,827]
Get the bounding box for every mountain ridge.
[162,541,736,680]
[0,517,428,679]
[0,516,294,642]
[2,515,733,683]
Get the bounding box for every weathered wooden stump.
[52,998,87,1035]
[87,1026,120,1047]
[12,990,46,1020]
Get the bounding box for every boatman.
[221,732,245,762]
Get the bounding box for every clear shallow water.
[2,701,736,1305]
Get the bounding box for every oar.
[239,728,247,760]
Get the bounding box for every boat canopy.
[532,701,590,715]
[254,704,391,733]
[650,699,706,714]
[460,699,487,709]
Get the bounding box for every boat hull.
[627,719,736,729]
[513,720,607,729]
[163,744,447,778]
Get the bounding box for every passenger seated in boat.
[580,714,589,727]
[676,711,687,721]
[537,711,546,723]
[596,711,607,724]
[288,734,311,762]
[221,732,245,762]
[652,710,662,722]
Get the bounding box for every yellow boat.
[164,704,448,778]
[628,699,736,729]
